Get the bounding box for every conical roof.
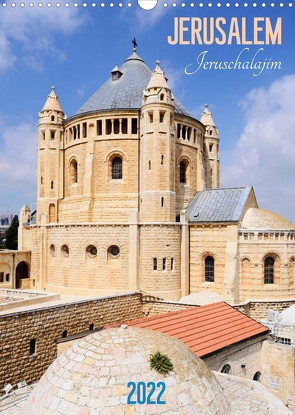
[75,52,191,117]
[200,104,216,127]
[147,60,169,89]
[42,86,63,112]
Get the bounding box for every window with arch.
[70,159,78,184]
[61,245,69,257]
[221,364,231,374]
[30,339,36,356]
[51,181,54,189]
[264,257,275,284]
[160,93,164,101]
[205,256,214,282]
[112,157,122,179]
[180,161,187,183]
[253,371,261,382]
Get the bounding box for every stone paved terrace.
[215,372,294,415]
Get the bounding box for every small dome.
[179,291,223,305]
[280,305,295,325]
[23,327,230,414]
[241,208,294,230]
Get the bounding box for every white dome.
[241,208,294,230]
[280,305,295,325]
[23,327,231,414]
[179,291,223,305]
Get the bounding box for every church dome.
[179,291,223,305]
[241,208,294,230]
[280,305,295,325]
[75,52,192,118]
[23,327,231,414]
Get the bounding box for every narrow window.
[211,169,213,175]
[161,155,164,165]
[51,116,55,122]
[62,330,67,338]
[210,130,212,136]
[29,339,36,356]
[42,132,45,140]
[6,274,9,282]
[160,112,165,123]
[41,176,43,185]
[61,245,69,257]
[209,143,213,152]
[74,127,77,140]
[83,122,87,138]
[193,130,197,144]
[161,197,164,207]
[70,159,78,184]
[160,93,164,101]
[114,119,119,134]
[77,125,80,139]
[171,258,174,270]
[106,120,112,135]
[205,256,214,282]
[176,215,180,223]
[0,273,3,282]
[97,120,102,136]
[264,257,275,284]
[182,126,186,140]
[177,124,181,139]
[180,161,186,183]
[112,157,122,180]
[187,127,191,141]
[89,324,94,331]
[163,258,166,271]
[149,160,151,170]
[149,112,153,124]
[153,258,157,271]
[132,118,137,134]
[51,181,54,189]
[51,131,55,141]
[122,119,128,134]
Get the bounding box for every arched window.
[253,371,261,382]
[221,364,231,374]
[205,256,214,282]
[70,159,78,184]
[180,161,187,183]
[264,257,275,284]
[112,157,122,179]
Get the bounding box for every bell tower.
[140,61,176,222]
[201,104,220,189]
[37,86,65,224]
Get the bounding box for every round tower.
[200,104,220,189]
[140,61,176,222]
[37,86,66,224]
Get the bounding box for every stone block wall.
[142,298,196,316]
[0,293,144,391]
[235,298,295,321]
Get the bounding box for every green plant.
[149,351,174,374]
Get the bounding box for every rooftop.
[75,51,192,118]
[187,186,253,223]
[124,301,269,357]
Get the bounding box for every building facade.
[14,48,295,303]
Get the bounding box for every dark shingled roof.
[187,187,252,223]
[75,52,192,118]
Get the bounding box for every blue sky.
[0,2,294,223]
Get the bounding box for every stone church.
[14,48,295,304]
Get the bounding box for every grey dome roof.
[75,52,192,118]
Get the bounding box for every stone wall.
[0,293,144,391]
[142,297,197,316]
[234,298,295,321]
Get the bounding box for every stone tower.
[200,104,220,189]
[140,61,176,222]
[37,87,65,224]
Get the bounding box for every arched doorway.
[15,262,29,289]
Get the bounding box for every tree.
[5,215,19,250]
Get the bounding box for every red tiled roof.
[123,302,269,357]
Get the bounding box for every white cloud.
[222,75,295,223]
[0,116,37,190]
[0,6,86,71]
